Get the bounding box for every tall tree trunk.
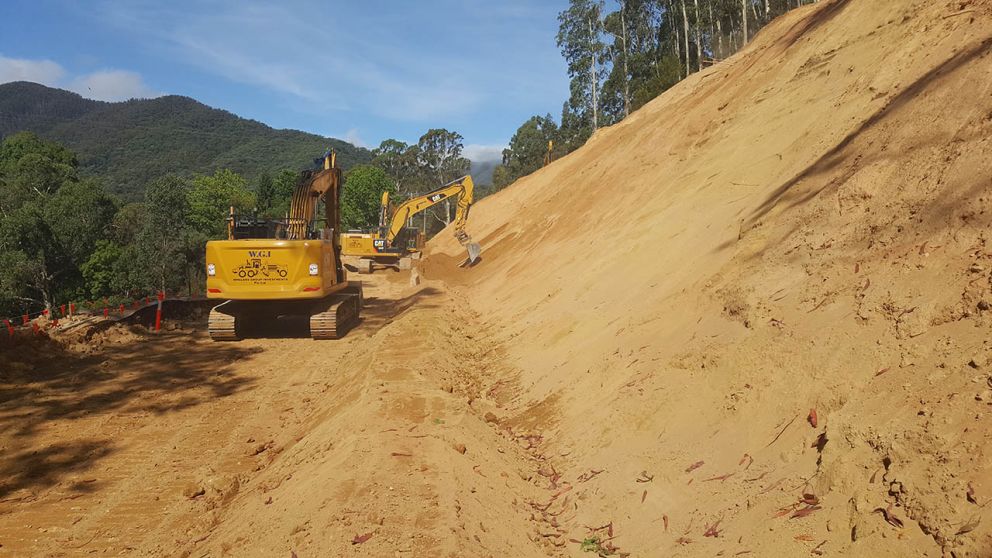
[693,0,703,71]
[708,0,717,59]
[716,16,724,58]
[588,16,599,130]
[671,0,683,78]
[765,0,771,18]
[620,2,631,118]
[741,0,749,46]
[681,0,690,76]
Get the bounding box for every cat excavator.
[340,175,482,273]
[204,153,362,341]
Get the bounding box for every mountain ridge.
[0,81,371,199]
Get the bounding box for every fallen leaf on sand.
[352,532,373,544]
[955,514,981,536]
[790,505,822,519]
[685,461,704,473]
[873,506,903,528]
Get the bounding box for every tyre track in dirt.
[0,274,558,557]
[164,277,555,558]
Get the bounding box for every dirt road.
[0,273,559,557]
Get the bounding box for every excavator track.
[309,292,360,340]
[208,302,239,341]
[208,284,362,341]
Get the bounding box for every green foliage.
[264,169,299,219]
[558,1,607,129]
[371,139,428,196]
[491,165,513,191]
[187,169,256,239]
[80,240,127,297]
[112,202,146,243]
[342,165,396,231]
[137,175,192,293]
[0,133,118,313]
[417,129,471,186]
[254,171,275,214]
[45,179,119,264]
[0,131,78,213]
[0,82,373,201]
[492,114,560,191]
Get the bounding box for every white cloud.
[0,55,65,86]
[463,144,505,163]
[69,70,158,101]
[0,53,159,102]
[343,128,368,148]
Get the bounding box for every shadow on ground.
[0,329,260,498]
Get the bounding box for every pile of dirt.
[424,0,992,555]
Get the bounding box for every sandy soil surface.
[0,273,553,557]
[423,1,992,556]
[3,0,992,556]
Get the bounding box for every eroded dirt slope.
[425,0,992,556]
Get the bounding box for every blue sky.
[0,0,571,162]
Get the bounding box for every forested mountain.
[0,81,371,200]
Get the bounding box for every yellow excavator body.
[204,153,362,341]
[340,175,481,272]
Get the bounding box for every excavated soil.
[3,0,992,556]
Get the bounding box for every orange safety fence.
[1,289,199,344]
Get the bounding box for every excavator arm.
[381,176,481,263]
[287,153,342,241]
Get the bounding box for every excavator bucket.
[466,242,482,265]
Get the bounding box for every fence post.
[155,291,165,333]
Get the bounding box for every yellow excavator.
[204,153,362,341]
[340,175,482,273]
[543,140,555,167]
